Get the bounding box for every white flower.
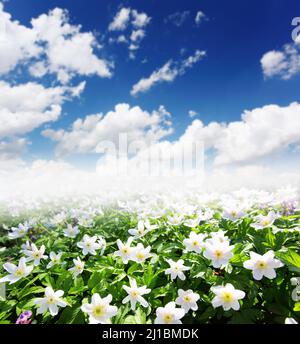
[24,244,48,266]
[206,230,229,245]
[175,289,200,313]
[97,236,106,255]
[21,240,31,253]
[197,209,214,221]
[223,207,245,221]
[63,224,80,238]
[77,235,101,256]
[114,237,134,264]
[243,251,284,280]
[78,213,93,228]
[154,302,185,324]
[69,257,85,277]
[51,212,67,225]
[252,211,278,229]
[149,208,166,219]
[167,214,184,226]
[0,257,33,285]
[183,218,200,228]
[81,294,118,324]
[128,220,157,238]
[131,243,152,263]
[122,279,151,311]
[47,252,62,269]
[203,241,234,268]
[34,287,67,316]
[8,223,29,239]
[183,231,206,253]
[165,259,190,281]
[211,283,245,311]
[285,317,298,324]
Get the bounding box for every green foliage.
[0,204,299,324]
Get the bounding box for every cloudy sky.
[1,0,300,193]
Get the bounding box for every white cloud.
[0,137,28,159]
[165,11,190,27]
[42,103,173,156]
[31,8,112,83]
[131,50,206,96]
[108,7,131,31]
[108,8,150,59]
[0,137,28,173]
[0,5,112,83]
[188,110,198,118]
[0,3,41,74]
[130,29,145,42]
[261,39,300,80]
[0,80,85,138]
[108,8,150,31]
[206,164,300,191]
[116,35,128,43]
[131,10,151,28]
[182,102,300,165]
[195,11,207,26]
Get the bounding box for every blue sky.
[1,0,300,176]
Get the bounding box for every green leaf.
[57,303,83,324]
[276,249,300,271]
[123,308,147,324]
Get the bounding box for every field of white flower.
[0,189,299,324]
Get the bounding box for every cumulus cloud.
[0,3,40,74]
[108,7,151,59]
[195,11,207,26]
[0,137,28,173]
[131,9,151,28]
[0,80,85,138]
[188,110,198,118]
[131,50,206,96]
[42,104,173,156]
[108,7,131,31]
[165,11,190,27]
[261,39,300,80]
[0,5,112,83]
[30,8,112,83]
[182,102,300,165]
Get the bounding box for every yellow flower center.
[136,252,145,259]
[183,295,191,302]
[221,292,234,303]
[15,268,24,277]
[131,291,139,298]
[262,220,270,226]
[215,250,224,259]
[34,253,40,259]
[192,241,198,247]
[93,305,104,317]
[47,297,55,304]
[163,313,173,324]
[231,211,237,217]
[256,260,267,269]
[122,248,129,254]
